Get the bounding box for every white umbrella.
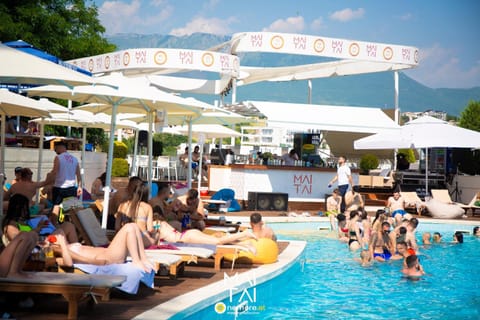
[0,89,51,215]
[26,74,212,229]
[354,116,480,193]
[119,108,247,188]
[0,43,94,87]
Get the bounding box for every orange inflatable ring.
[223,238,279,264]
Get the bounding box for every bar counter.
[208,164,359,202]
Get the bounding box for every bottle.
[182,213,190,229]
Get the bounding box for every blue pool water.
[184,222,480,320]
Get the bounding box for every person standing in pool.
[453,231,464,243]
[472,227,479,237]
[328,156,353,213]
[370,221,394,262]
[402,254,425,277]
[405,218,419,254]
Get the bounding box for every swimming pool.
[184,221,480,320]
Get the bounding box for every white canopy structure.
[354,116,480,192]
[245,100,399,158]
[0,43,94,87]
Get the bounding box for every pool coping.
[133,239,307,320]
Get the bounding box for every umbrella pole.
[425,148,429,197]
[101,103,118,229]
[0,114,6,216]
[131,129,139,176]
[81,126,87,201]
[197,145,203,191]
[187,118,193,189]
[35,120,45,205]
[147,111,153,197]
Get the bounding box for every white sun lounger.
[0,272,125,319]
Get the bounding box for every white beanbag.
[425,198,465,219]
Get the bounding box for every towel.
[74,262,155,294]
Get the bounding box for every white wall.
[4,148,106,192]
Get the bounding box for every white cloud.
[310,17,324,32]
[406,44,480,88]
[329,8,365,22]
[399,12,413,21]
[98,0,173,34]
[170,16,236,36]
[262,16,305,33]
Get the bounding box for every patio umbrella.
[119,107,248,188]
[0,43,94,87]
[354,116,480,193]
[26,74,213,228]
[0,89,51,215]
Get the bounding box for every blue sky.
[92,0,480,89]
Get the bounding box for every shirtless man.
[4,168,48,214]
[344,186,365,214]
[405,218,419,255]
[174,189,206,231]
[250,213,277,241]
[369,221,394,262]
[387,191,407,226]
[148,182,182,231]
[326,188,342,230]
[402,254,425,278]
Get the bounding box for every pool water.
[185,222,480,320]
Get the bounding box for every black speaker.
[138,130,148,147]
[248,192,288,211]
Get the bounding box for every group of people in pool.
[332,206,480,278]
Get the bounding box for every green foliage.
[398,149,416,163]
[86,128,106,149]
[0,0,116,59]
[359,153,379,174]
[111,158,129,177]
[113,141,128,159]
[459,100,480,132]
[154,132,187,156]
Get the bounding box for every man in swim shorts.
[402,254,425,278]
[387,191,407,226]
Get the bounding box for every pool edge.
[133,240,307,320]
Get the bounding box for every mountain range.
[107,33,480,117]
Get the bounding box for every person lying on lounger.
[154,220,256,245]
[51,223,154,272]
[0,231,38,278]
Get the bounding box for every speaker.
[138,130,148,147]
[248,192,288,211]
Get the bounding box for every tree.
[0,0,115,60]
[458,100,480,132]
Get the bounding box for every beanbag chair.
[209,188,241,212]
[425,198,465,219]
[224,238,279,264]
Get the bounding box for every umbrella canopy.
[354,116,480,193]
[354,116,480,150]
[26,73,216,228]
[0,89,52,215]
[0,43,94,87]
[170,124,241,139]
[4,40,91,76]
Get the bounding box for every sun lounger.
[431,189,469,212]
[145,245,215,268]
[467,192,480,216]
[69,207,113,247]
[0,272,125,319]
[401,191,427,215]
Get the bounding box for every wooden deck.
[1,242,289,320]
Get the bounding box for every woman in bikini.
[115,181,158,247]
[0,231,38,278]
[346,210,364,251]
[52,223,154,272]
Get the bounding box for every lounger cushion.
[74,262,154,294]
[0,272,125,287]
[425,198,465,219]
[145,246,214,259]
